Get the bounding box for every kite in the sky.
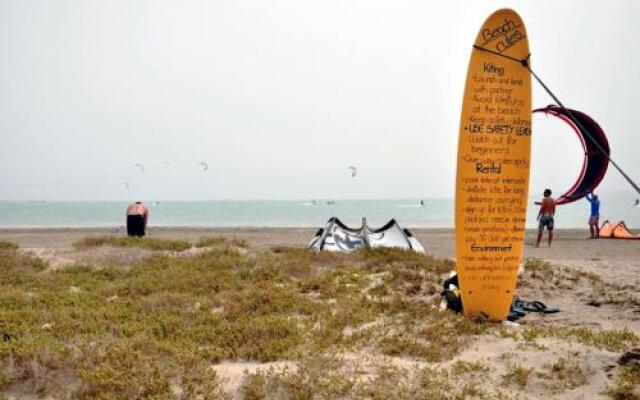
[534,105,610,205]
[134,163,144,173]
[124,182,130,190]
[348,166,358,178]
[200,162,209,172]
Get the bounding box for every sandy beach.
[2,227,639,286]
[0,227,638,399]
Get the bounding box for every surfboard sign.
[455,9,532,321]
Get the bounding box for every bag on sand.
[441,273,463,313]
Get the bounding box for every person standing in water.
[535,189,556,247]
[126,201,149,237]
[585,192,601,238]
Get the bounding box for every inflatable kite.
[599,220,640,240]
[534,105,610,205]
[309,217,424,253]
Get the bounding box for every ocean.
[1,197,638,229]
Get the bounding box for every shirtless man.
[535,189,555,247]
[126,201,149,237]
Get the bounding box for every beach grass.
[195,236,249,249]
[606,364,640,400]
[238,355,503,400]
[502,363,534,388]
[72,235,193,252]
[0,242,484,398]
[535,353,588,392]
[0,238,638,399]
[0,240,18,251]
[72,235,249,253]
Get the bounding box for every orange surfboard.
[455,9,532,321]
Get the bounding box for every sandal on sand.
[507,298,527,322]
[511,299,526,316]
[507,311,523,322]
[523,301,559,314]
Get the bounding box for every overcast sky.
[1,0,638,201]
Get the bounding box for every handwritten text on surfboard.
[481,19,525,53]
[459,18,530,294]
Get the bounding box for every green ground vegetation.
[0,240,484,398]
[535,353,588,392]
[606,363,640,400]
[73,235,193,252]
[0,240,637,399]
[501,363,534,388]
[73,235,249,252]
[239,355,508,400]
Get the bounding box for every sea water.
[1,196,638,229]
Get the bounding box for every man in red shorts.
[535,189,556,247]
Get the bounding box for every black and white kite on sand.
[309,217,424,253]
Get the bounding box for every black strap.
[473,44,640,195]
[473,44,530,67]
